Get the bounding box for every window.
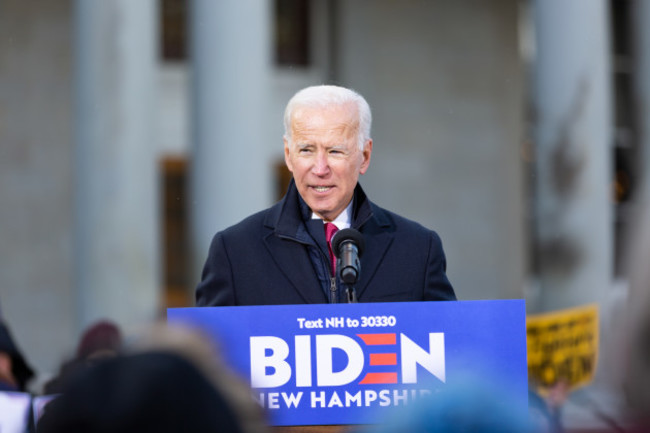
[275,0,310,67]
[162,157,191,307]
[161,0,187,61]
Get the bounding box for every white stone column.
[532,0,612,311]
[74,0,160,331]
[0,0,76,379]
[189,0,273,284]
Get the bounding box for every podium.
[168,300,527,429]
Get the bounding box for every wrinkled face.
[284,103,372,222]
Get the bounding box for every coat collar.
[263,179,385,235]
[262,179,394,302]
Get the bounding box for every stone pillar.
[74,0,160,331]
[0,0,76,379]
[532,0,612,312]
[189,0,272,284]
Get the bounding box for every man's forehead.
[291,102,358,123]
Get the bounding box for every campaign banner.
[168,300,527,426]
[527,303,599,393]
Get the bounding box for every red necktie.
[324,222,339,276]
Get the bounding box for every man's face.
[284,103,372,222]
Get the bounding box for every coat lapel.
[262,232,328,304]
[355,213,394,299]
[349,187,395,300]
[262,182,328,304]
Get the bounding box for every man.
[196,85,456,306]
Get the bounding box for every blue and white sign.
[168,300,527,426]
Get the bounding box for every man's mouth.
[312,186,332,193]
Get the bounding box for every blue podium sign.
[168,300,527,426]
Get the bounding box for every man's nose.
[312,152,330,176]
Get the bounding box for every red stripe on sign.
[356,333,397,345]
[369,353,397,366]
[359,372,398,384]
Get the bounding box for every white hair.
[283,85,372,150]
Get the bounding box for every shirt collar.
[311,200,353,230]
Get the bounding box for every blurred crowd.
[0,314,269,433]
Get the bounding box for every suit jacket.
[196,181,456,306]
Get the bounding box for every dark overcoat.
[196,181,456,306]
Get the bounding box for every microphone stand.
[336,256,359,303]
[345,285,358,303]
[332,229,364,304]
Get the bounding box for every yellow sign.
[526,304,599,393]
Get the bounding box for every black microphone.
[331,228,365,286]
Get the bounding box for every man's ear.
[359,139,373,175]
[283,137,294,173]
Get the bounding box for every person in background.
[356,377,536,433]
[36,323,268,433]
[528,385,566,433]
[43,320,122,395]
[0,319,35,392]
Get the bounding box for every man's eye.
[299,148,312,153]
